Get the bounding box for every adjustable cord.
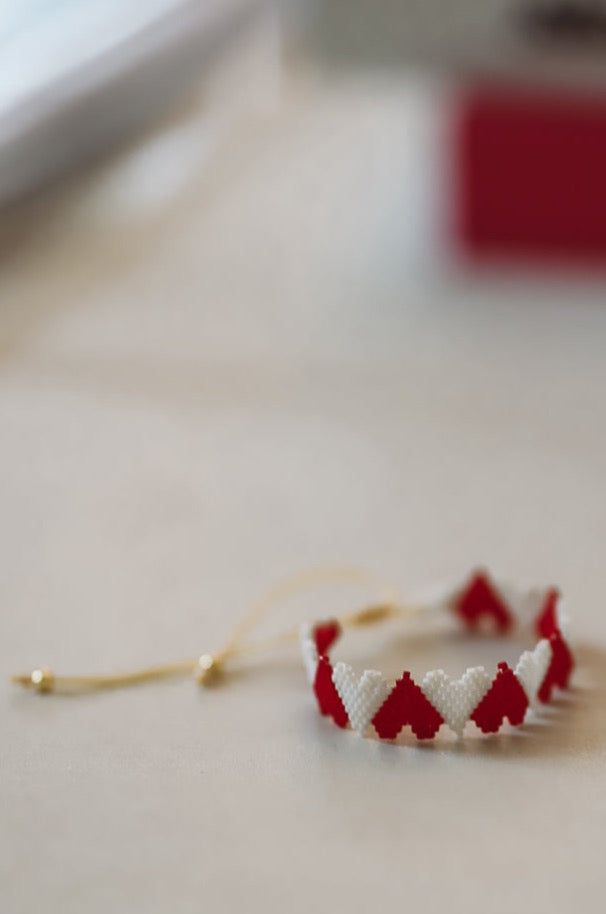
[11,567,419,694]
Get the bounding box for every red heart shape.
[455,571,513,633]
[313,655,348,728]
[372,672,444,741]
[538,631,574,703]
[312,620,341,656]
[536,588,560,638]
[471,662,529,734]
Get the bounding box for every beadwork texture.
[470,662,529,733]
[299,624,319,684]
[332,663,392,735]
[300,570,574,741]
[314,655,348,728]
[421,667,491,737]
[372,672,444,740]
[514,639,551,704]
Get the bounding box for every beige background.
[1,62,606,913]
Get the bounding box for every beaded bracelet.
[12,567,574,743]
[300,571,574,740]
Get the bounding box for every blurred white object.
[0,0,274,205]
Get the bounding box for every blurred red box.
[454,84,606,263]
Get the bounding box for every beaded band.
[300,571,574,740]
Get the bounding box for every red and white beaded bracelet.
[300,570,574,740]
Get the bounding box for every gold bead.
[30,669,55,693]
[196,654,220,686]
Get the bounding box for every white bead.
[331,662,392,735]
[299,624,318,684]
[421,667,491,736]
[515,639,552,704]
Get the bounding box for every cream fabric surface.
[1,73,606,914]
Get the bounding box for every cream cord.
[11,567,418,694]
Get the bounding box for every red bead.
[312,620,341,655]
[455,571,512,633]
[538,631,574,703]
[372,672,444,741]
[536,589,560,638]
[471,662,529,733]
[313,656,348,728]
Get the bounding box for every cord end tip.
[11,669,55,693]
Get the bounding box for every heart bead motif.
[514,639,552,704]
[537,631,574,703]
[314,656,348,727]
[332,662,392,735]
[301,571,573,742]
[471,663,529,733]
[299,625,319,684]
[312,620,341,655]
[454,572,512,632]
[421,666,492,736]
[371,672,444,740]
